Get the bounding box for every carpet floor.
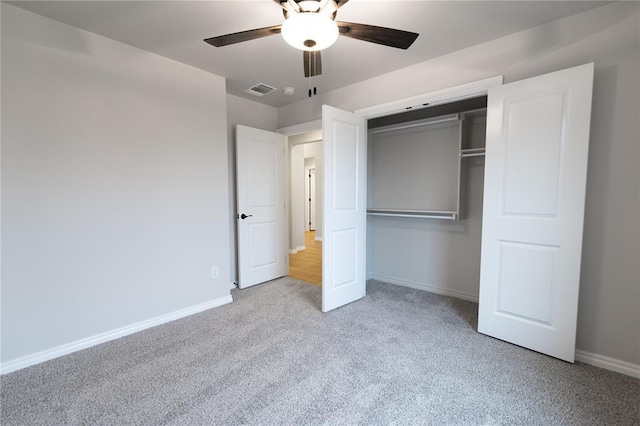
[2,278,639,425]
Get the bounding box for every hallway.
[288,231,322,285]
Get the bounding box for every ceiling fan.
[204,0,419,79]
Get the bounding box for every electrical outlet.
[211,267,219,279]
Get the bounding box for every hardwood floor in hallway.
[288,231,322,286]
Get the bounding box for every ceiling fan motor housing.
[281,12,339,51]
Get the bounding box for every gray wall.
[226,94,278,284]
[278,2,640,366]
[368,122,461,212]
[1,5,231,363]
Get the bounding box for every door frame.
[355,76,503,119]
[278,121,322,275]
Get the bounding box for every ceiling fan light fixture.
[281,12,338,51]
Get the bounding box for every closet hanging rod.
[367,212,458,220]
[461,152,486,158]
[367,209,458,220]
[368,114,459,135]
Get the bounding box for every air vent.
[244,83,277,97]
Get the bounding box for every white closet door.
[236,125,286,289]
[322,105,366,312]
[478,63,594,362]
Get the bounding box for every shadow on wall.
[229,125,239,285]
[575,65,617,352]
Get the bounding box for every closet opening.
[365,96,488,301]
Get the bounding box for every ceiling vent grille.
[245,83,277,97]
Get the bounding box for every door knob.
[240,213,253,220]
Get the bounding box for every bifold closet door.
[322,105,366,312]
[478,63,594,362]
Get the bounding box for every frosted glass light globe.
[281,13,339,51]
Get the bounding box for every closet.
[366,97,488,301]
[357,63,593,363]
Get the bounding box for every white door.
[322,105,367,312]
[478,63,594,362]
[236,125,286,289]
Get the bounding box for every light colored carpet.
[1,278,639,425]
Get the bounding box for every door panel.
[332,229,357,287]
[236,125,286,289]
[497,241,557,324]
[322,105,366,312]
[478,63,594,362]
[502,91,565,216]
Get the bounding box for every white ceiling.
[8,0,610,107]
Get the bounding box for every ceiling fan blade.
[303,51,322,78]
[336,22,419,50]
[204,25,282,47]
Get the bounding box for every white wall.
[1,5,231,366]
[289,144,305,252]
[290,141,322,248]
[278,2,640,367]
[226,94,278,284]
[302,140,323,240]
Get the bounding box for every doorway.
[287,133,323,286]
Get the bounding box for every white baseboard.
[369,273,479,303]
[289,248,298,254]
[575,349,640,378]
[0,295,233,375]
[315,236,323,242]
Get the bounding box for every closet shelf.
[367,209,458,220]
[368,114,460,135]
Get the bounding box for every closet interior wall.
[366,104,487,301]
